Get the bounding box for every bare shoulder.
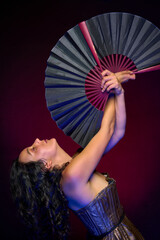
[62,171,109,211]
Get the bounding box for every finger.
[102,80,117,92]
[101,79,115,90]
[124,73,136,81]
[102,83,116,93]
[101,76,113,88]
[107,83,117,92]
[129,73,136,80]
[117,73,136,83]
[122,71,136,79]
[101,69,112,76]
[117,70,133,75]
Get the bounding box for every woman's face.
[19,138,57,166]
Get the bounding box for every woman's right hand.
[101,70,135,95]
[115,70,136,84]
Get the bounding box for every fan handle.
[79,21,103,71]
[134,65,160,74]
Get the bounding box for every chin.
[50,138,56,142]
[50,138,58,146]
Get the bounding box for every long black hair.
[10,158,70,239]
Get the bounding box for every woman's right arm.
[61,91,116,189]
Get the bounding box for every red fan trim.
[85,54,137,111]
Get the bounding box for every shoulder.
[61,171,109,210]
[61,178,95,210]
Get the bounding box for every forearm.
[101,94,115,131]
[115,89,126,134]
[104,90,126,153]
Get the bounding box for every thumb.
[101,69,112,77]
[129,73,136,80]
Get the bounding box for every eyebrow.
[27,148,32,156]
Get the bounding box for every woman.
[10,70,144,239]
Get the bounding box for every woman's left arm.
[101,70,135,154]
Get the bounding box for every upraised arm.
[62,94,116,187]
[101,70,135,154]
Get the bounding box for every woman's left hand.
[101,70,135,95]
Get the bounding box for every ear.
[42,159,52,170]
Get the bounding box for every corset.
[73,177,144,240]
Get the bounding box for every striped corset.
[73,178,144,240]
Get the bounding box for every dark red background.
[1,0,160,239]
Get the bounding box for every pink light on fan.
[134,64,160,74]
[85,54,137,111]
[79,21,103,71]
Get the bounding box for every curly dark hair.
[10,158,70,240]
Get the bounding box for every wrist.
[120,88,125,94]
[116,87,124,96]
[117,87,124,96]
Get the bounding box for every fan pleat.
[109,13,122,54]
[71,108,103,147]
[133,37,160,68]
[70,106,96,139]
[130,25,160,60]
[50,25,97,77]
[90,67,101,78]
[67,25,97,67]
[48,53,88,77]
[117,13,133,54]
[60,103,93,133]
[46,65,85,83]
[135,50,160,69]
[45,88,85,107]
[51,98,88,120]
[122,16,146,57]
[55,102,89,126]
[126,23,160,63]
[85,75,99,83]
[52,43,91,74]
[86,14,113,59]
[45,76,84,87]
[48,96,86,111]
[53,98,88,117]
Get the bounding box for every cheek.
[37,140,57,160]
[35,148,47,160]
[38,146,54,159]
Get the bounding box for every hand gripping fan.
[45,12,160,147]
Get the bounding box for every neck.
[52,144,72,168]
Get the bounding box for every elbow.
[117,129,125,141]
[121,129,125,139]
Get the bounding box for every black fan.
[45,12,160,147]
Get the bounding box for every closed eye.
[27,148,32,156]
[32,147,37,151]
